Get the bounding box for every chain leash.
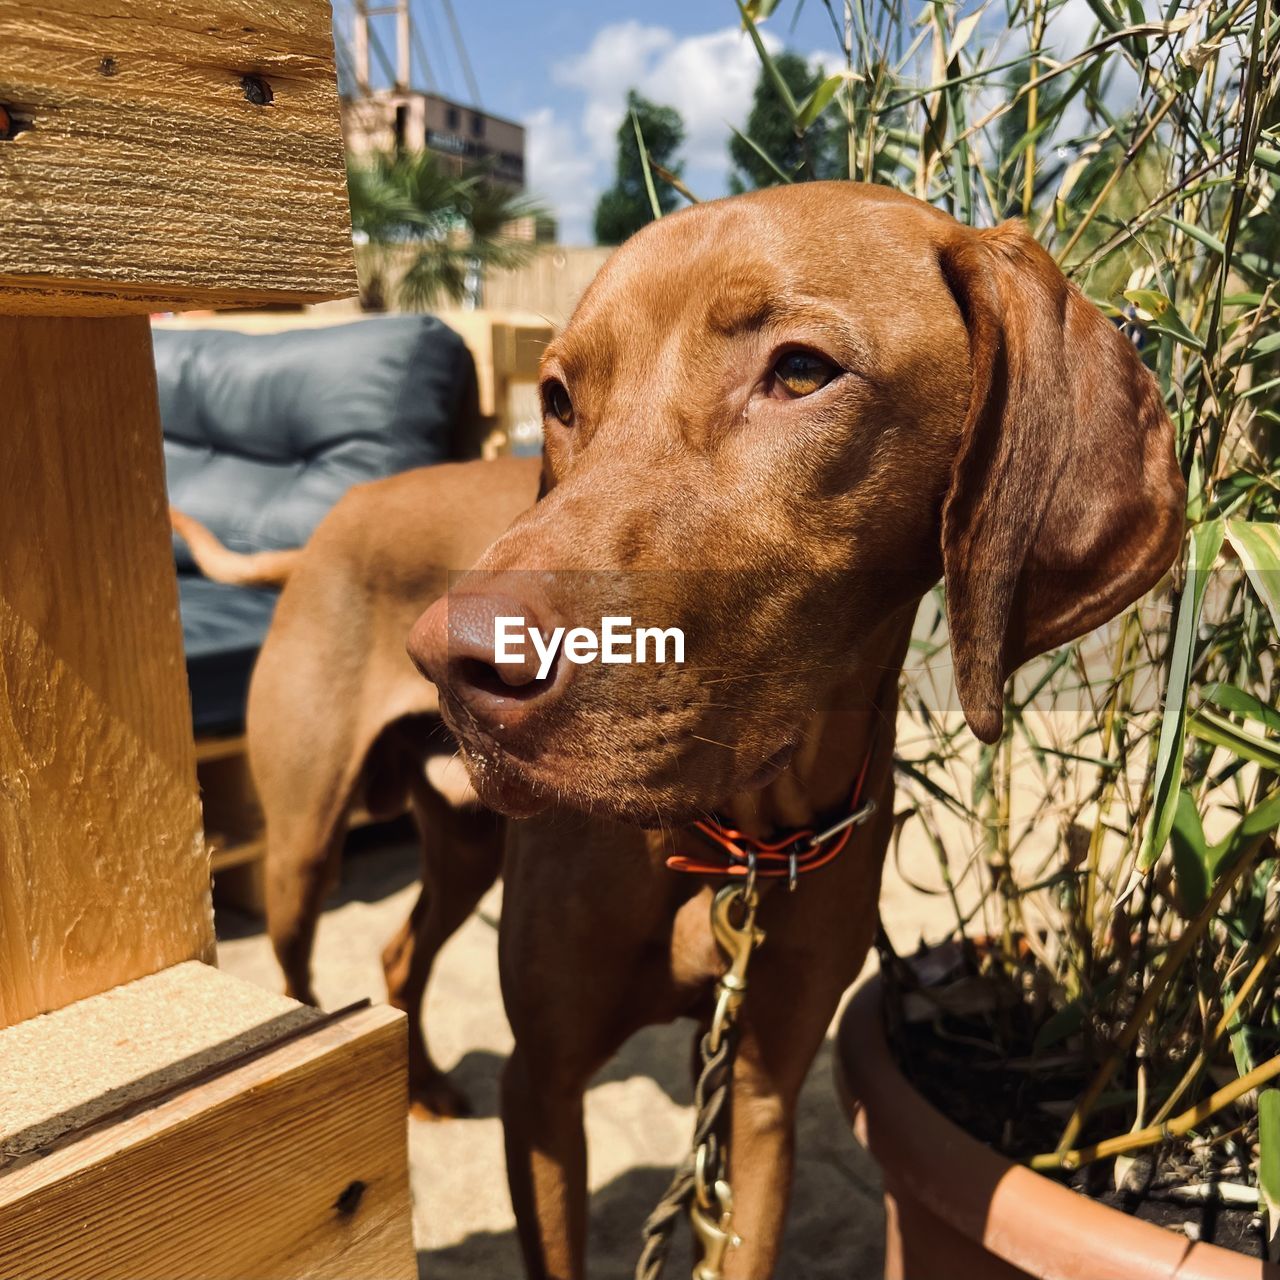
[635,877,764,1280]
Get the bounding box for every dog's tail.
[169,507,301,588]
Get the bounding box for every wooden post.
[0,5,410,1277]
[0,0,356,1020]
[0,0,354,314]
[0,317,212,1025]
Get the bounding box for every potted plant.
[704,1,1280,1274]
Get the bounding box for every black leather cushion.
[158,316,477,572]
[178,576,279,735]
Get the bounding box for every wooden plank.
[0,0,355,314]
[0,316,213,1028]
[195,733,248,765]
[0,962,312,1160]
[0,965,414,1280]
[482,244,614,329]
[209,838,267,874]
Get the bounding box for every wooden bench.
[0,2,415,1272]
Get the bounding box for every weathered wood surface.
[0,0,356,313]
[0,964,414,1280]
[0,962,311,1160]
[0,316,214,1028]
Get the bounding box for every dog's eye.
[771,351,839,398]
[544,379,574,426]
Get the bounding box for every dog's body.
[215,456,535,1116]
[184,182,1184,1279]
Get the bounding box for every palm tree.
[347,150,547,311]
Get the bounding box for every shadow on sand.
[217,830,887,1277]
[418,1037,885,1279]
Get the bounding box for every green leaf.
[1140,519,1224,871]
[1248,332,1280,359]
[1258,1089,1280,1259]
[1254,146,1280,176]
[1243,377,1280,403]
[735,0,799,122]
[1188,708,1280,771]
[1226,519,1280,636]
[894,758,976,821]
[796,73,845,130]
[1034,975,1121,1053]
[727,123,794,185]
[631,110,662,222]
[1158,214,1226,258]
[1234,786,1280,846]
[1205,683,1280,735]
[1123,289,1204,350]
[1202,789,1280,918]
[1081,0,1124,34]
[1170,791,1212,914]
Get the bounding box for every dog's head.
[409,183,1184,823]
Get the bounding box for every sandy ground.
[217,828,959,1279]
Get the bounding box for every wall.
[481,245,614,329]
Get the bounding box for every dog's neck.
[716,611,914,840]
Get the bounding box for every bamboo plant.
[640,0,1280,1252]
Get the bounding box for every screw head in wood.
[334,1180,366,1216]
[241,74,273,106]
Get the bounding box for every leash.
[637,736,878,1280]
[636,881,760,1280]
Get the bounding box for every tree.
[347,150,545,310]
[594,91,686,246]
[728,52,841,190]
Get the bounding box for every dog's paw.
[408,1073,473,1122]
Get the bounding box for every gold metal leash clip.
[707,880,764,1054]
[690,1155,741,1280]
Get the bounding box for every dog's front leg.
[502,1044,590,1279]
[716,1027,810,1277]
[499,825,677,1279]
[718,947,867,1279]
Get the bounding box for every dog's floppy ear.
[939,222,1185,743]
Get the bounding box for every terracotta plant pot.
[836,975,1280,1280]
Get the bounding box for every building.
[343,91,526,189]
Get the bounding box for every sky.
[375,0,1134,245]
[393,1,841,243]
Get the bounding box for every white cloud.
[554,21,678,162]
[523,106,596,240]
[556,21,781,171]
[623,26,780,170]
[526,20,786,241]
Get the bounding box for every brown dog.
[175,456,539,1117]
[183,182,1183,1278]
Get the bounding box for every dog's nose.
[407,588,569,734]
